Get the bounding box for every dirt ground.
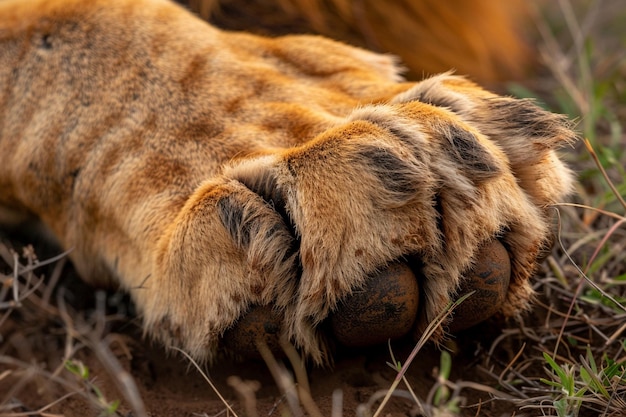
[0,239,530,417]
[1,306,523,417]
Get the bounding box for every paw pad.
[222,238,511,359]
[449,238,511,332]
[330,262,419,347]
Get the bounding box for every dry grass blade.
[255,337,327,417]
[4,253,149,417]
[584,138,626,212]
[278,337,324,417]
[227,376,260,417]
[89,334,148,417]
[0,355,101,414]
[552,207,626,356]
[371,292,474,417]
[549,140,626,360]
[554,203,625,222]
[0,391,79,417]
[172,347,239,417]
[331,389,343,417]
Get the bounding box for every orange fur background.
[184,0,535,84]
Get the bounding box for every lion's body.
[0,0,575,363]
[186,0,533,84]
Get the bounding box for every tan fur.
[0,0,575,364]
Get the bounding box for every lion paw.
[212,75,576,363]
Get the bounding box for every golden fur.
[186,0,534,84]
[0,0,575,364]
